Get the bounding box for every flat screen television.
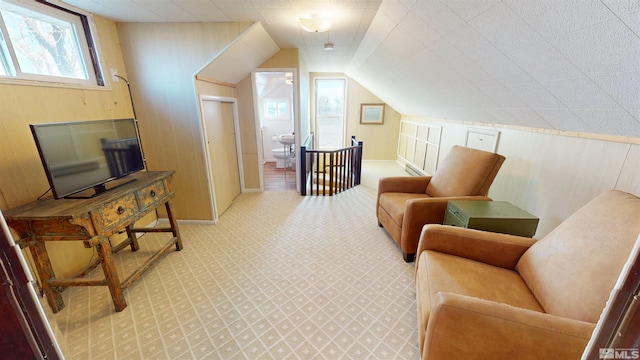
[30,119,145,199]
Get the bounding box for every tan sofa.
[415,190,640,359]
[377,145,505,262]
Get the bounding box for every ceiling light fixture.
[299,14,332,33]
[324,43,334,50]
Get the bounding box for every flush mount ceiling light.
[299,14,332,33]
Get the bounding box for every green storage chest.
[444,200,539,237]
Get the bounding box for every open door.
[252,69,299,192]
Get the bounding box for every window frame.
[263,98,290,120]
[0,0,104,87]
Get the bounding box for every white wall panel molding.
[397,119,441,175]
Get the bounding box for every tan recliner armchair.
[415,190,640,360]
[376,145,506,262]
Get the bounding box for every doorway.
[252,70,298,191]
[199,96,243,222]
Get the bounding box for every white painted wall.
[406,116,640,238]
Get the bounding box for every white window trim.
[0,0,107,88]
[262,98,290,120]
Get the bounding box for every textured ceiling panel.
[61,0,640,137]
[347,0,640,137]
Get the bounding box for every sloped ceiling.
[63,0,640,138]
[62,0,380,72]
[346,0,640,138]
[197,22,280,84]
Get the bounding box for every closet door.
[202,99,241,216]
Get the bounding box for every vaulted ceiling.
[63,0,640,138]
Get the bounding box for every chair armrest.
[398,196,493,256]
[416,224,536,269]
[404,195,493,225]
[423,292,594,360]
[377,176,431,195]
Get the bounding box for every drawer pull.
[117,206,126,215]
[150,190,156,197]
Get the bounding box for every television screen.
[30,119,145,199]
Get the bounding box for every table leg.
[96,236,127,312]
[125,225,140,252]
[164,200,183,251]
[29,239,65,313]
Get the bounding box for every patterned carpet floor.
[45,182,418,359]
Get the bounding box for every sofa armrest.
[378,176,432,195]
[422,292,594,360]
[416,224,536,269]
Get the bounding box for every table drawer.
[444,205,469,228]
[91,193,138,233]
[469,218,539,238]
[136,181,167,210]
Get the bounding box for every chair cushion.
[416,251,545,346]
[517,190,640,323]
[426,146,505,197]
[417,251,545,316]
[378,192,431,225]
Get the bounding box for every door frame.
[198,95,244,223]
[251,68,300,192]
[0,211,64,359]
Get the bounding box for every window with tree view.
[0,0,102,86]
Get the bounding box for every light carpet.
[45,186,419,359]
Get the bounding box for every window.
[0,0,103,86]
[315,78,346,149]
[263,99,289,119]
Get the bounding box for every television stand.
[4,171,182,313]
[93,182,108,195]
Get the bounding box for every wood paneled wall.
[236,75,259,190]
[116,22,252,220]
[0,16,136,277]
[298,61,311,146]
[406,116,640,238]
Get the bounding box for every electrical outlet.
[110,69,119,82]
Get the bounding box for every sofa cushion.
[378,192,431,225]
[426,146,505,197]
[517,190,640,324]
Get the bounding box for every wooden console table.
[3,171,183,313]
